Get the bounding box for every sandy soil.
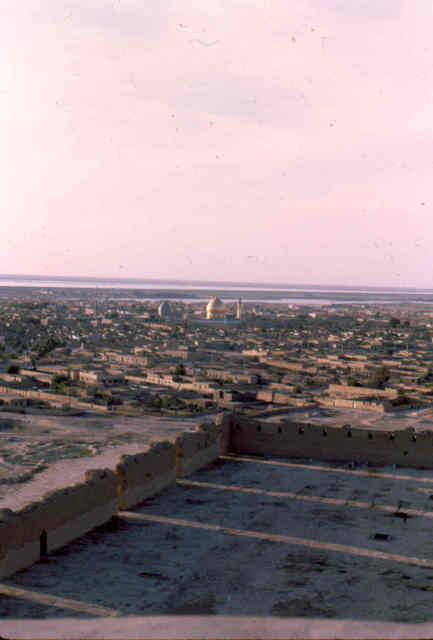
[0,411,208,508]
[3,455,433,624]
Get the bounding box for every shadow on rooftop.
[223,454,433,485]
[3,457,433,622]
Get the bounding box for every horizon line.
[0,273,430,292]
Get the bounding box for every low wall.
[257,390,273,403]
[0,385,109,413]
[0,416,232,580]
[354,400,385,413]
[175,422,220,477]
[116,441,176,510]
[259,358,317,374]
[216,412,232,455]
[0,509,24,580]
[229,415,433,469]
[4,409,433,584]
[328,384,396,399]
[0,468,117,579]
[319,397,385,413]
[257,390,312,408]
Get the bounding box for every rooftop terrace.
[264,406,433,431]
[4,451,433,637]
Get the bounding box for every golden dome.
[206,296,227,319]
[207,296,225,312]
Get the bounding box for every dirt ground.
[0,411,208,507]
[4,454,433,624]
[1,406,431,504]
[264,406,433,431]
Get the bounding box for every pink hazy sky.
[3,0,433,287]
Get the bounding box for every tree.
[174,363,186,376]
[347,376,362,387]
[51,373,70,394]
[51,373,69,386]
[392,389,409,406]
[88,385,104,400]
[152,395,162,409]
[35,335,63,358]
[107,397,123,410]
[370,365,390,389]
[7,364,20,375]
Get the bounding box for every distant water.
[121,297,402,306]
[1,274,433,306]
[1,274,432,293]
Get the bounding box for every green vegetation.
[1,289,433,423]
[51,373,70,394]
[35,335,65,358]
[67,445,93,458]
[0,418,23,432]
[346,376,362,387]
[7,364,20,375]
[369,366,391,389]
[174,363,186,376]
[107,397,123,409]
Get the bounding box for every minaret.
[236,297,242,320]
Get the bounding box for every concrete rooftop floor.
[4,455,433,636]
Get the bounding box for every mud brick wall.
[116,441,176,510]
[175,422,220,477]
[216,412,232,455]
[0,468,117,579]
[229,415,433,469]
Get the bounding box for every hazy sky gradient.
[3,0,433,286]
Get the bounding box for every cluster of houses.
[0,295,433,417]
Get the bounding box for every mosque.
[206,296,242,322]
[157,296,243,326]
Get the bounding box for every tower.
[236,297,242,321]
[158,301,172,320]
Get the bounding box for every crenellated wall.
[216,412,232,455]
[0,468,117,579]
[229,415,433,469]
[0,508,25,580]
[116,441,176,510]
[0,417,229,580]
[175,422,220,477]
[5,411,431,583]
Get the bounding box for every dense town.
[1,291,433,420]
